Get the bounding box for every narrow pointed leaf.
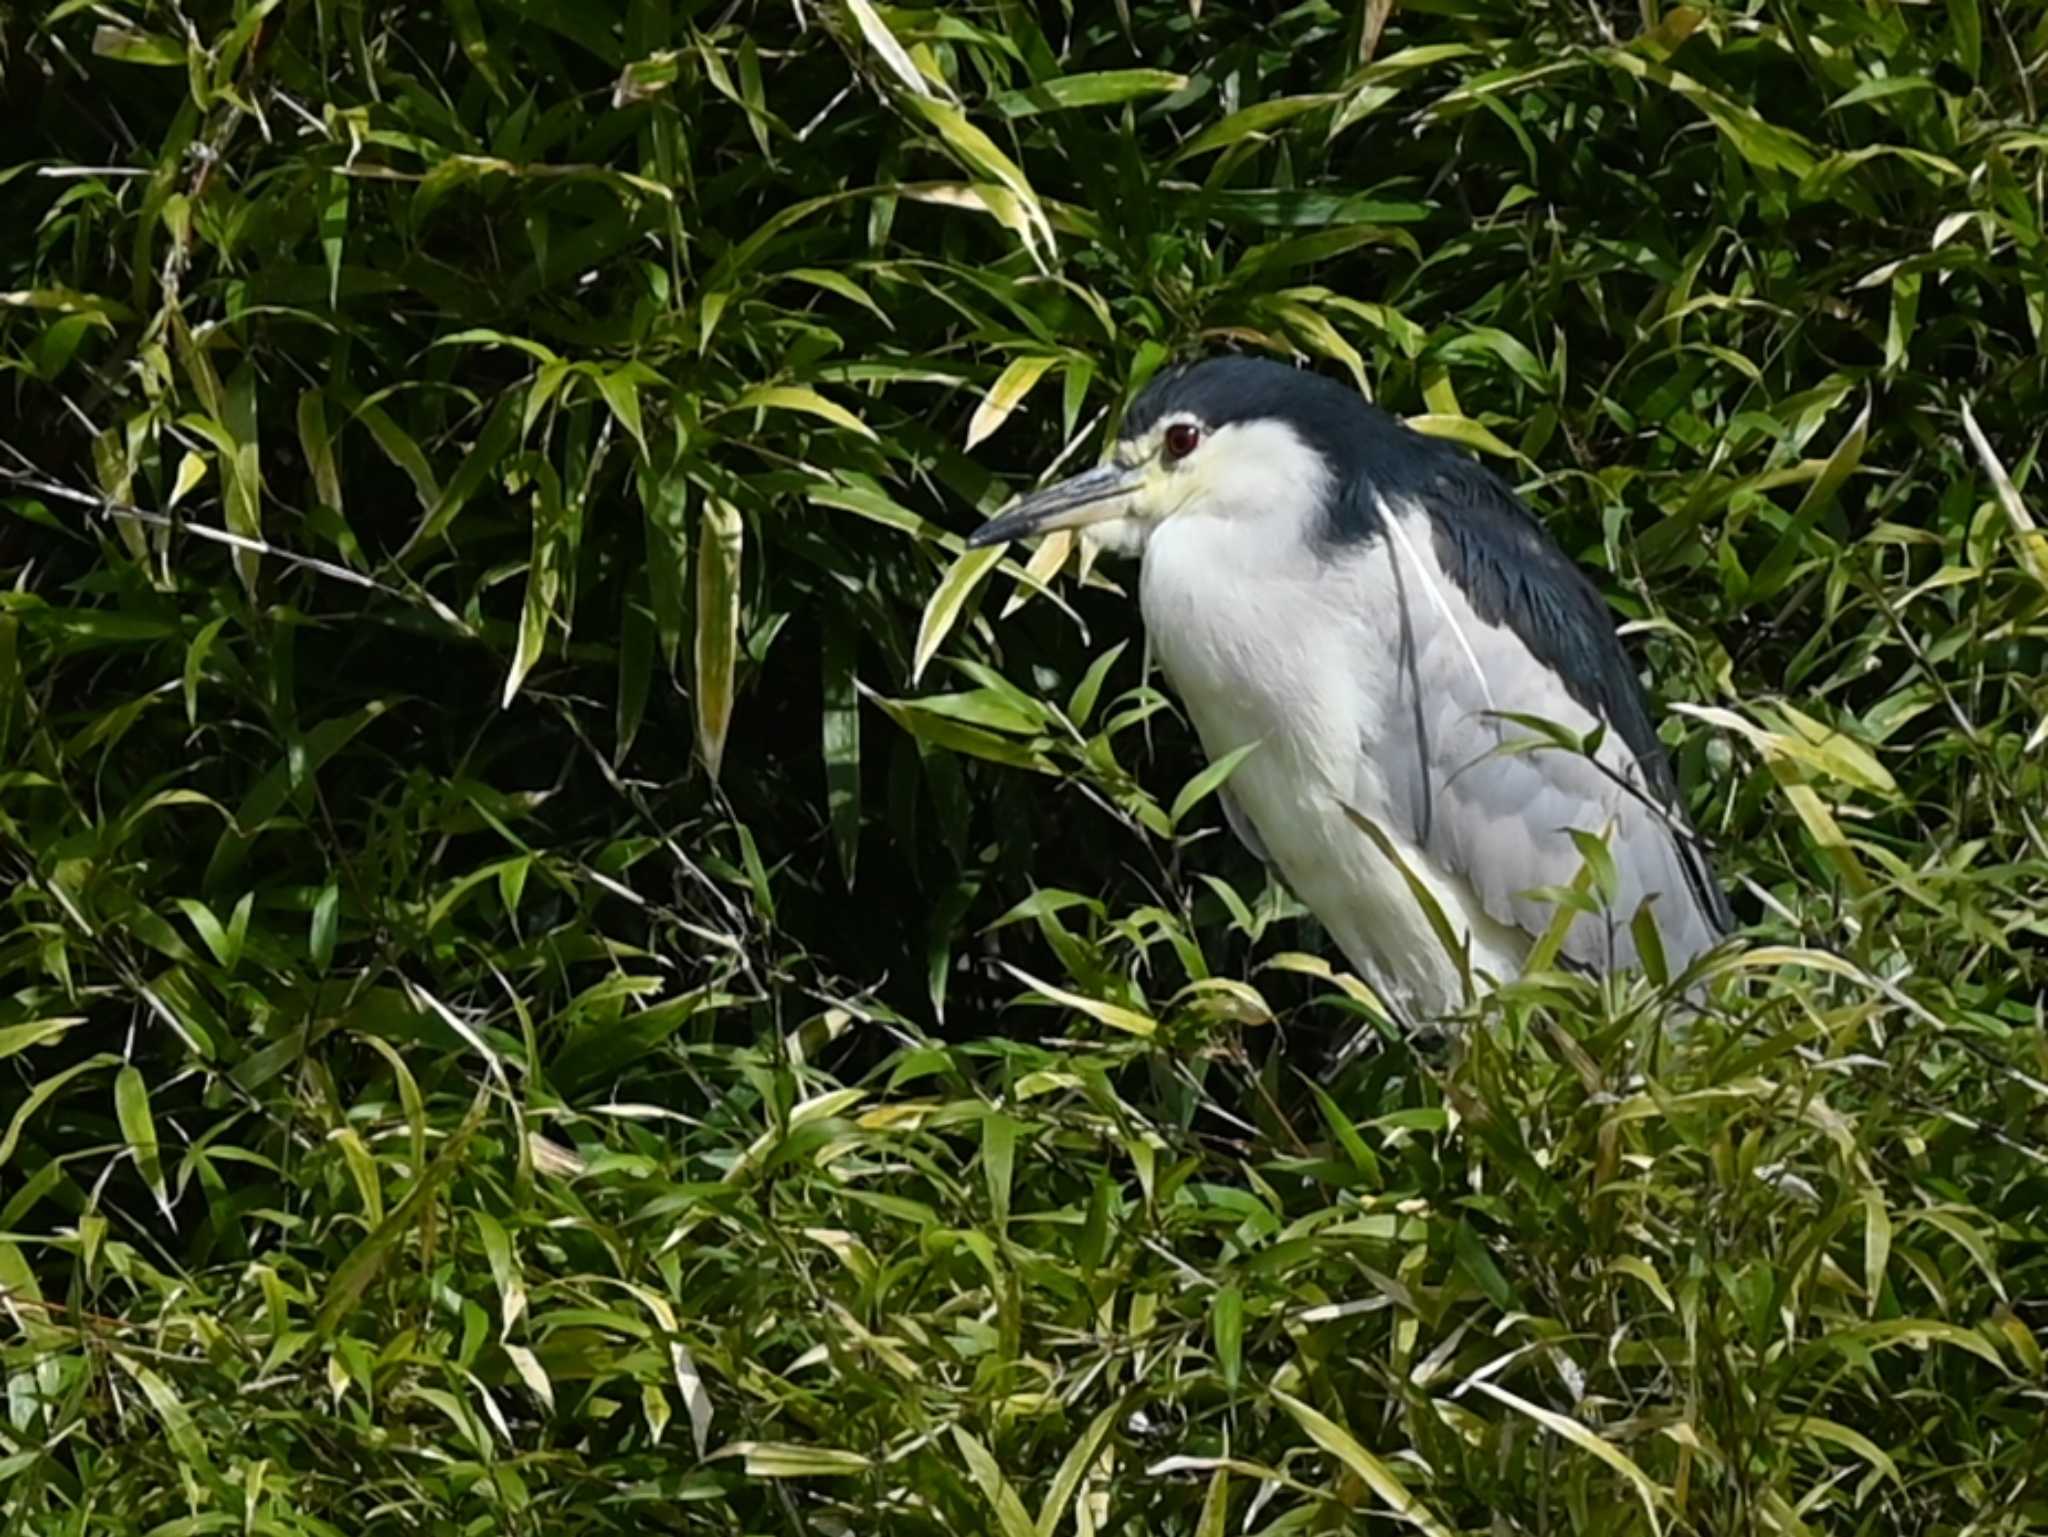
[115,1064,170,1217]
[695,496,744,780]
[967,356,1059,448]
[913,544,1004,683]
[1272,1389,1456,1537]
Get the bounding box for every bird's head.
[966,356,1373,555]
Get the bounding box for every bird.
[966,355,1730,1031]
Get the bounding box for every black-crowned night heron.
[968,356,1729,1027]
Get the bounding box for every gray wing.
[1378,525,1725,974]
[1219,786,1271,866]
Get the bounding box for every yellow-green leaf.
[0,1018,85,1062]
[967,356,1059,449]
[730,383,877,440]
[843,0,941,100]
[504,1343,554,1411]
[993,69,1188,118]
[1213,1285,1244,1390]
[1848,1317,2007,1370]
[1404,411,1524,460]
[869,693,1054,774]
[1608,1255,1676,1311]
[1470,1381,1664,1535]
[501,464,565,708]
[316,1095,484,1335]
[298,389,342,515]
[1034,1403,1118,1537]
[1171,95,1340,164]
[1961,397,2046,587]
[908,98,1056,261]
[222,364,263,594]
[952,1426,1037,1537]
[92,25,186,66]
[1772,1413,1901,1487]
[718,1440,872,1477]
[113,1358,210,1470]
[1195,1466,1229,1537]
[1767,702,1895,795]
[167,450,207,510]
[997,962,1156,1038]
[694,496,744,781]
[913,543,1004,683]
[1909,1207,2006,1301]
[597,367,649,459]
[115,1064,169,1217]
[1272,1389,1456,1537]
[1170,741,1262,830]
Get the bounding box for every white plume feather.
[1375,491,1497,712]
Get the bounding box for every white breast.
[1139,506,1527,1021]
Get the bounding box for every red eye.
[1164,421,1201,461]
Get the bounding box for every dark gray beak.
[965,461,1147,549]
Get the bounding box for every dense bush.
[3,1,2045,1532]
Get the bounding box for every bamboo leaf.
[0,1057,121,1171]
[868,691,1054,773]
[1750,399,1869,600]
[908,98,1056,261]
[502,464,566,709]
[694,495,744,780]
[409,389,524,553]
[113,1358,210,1471]
[315,1095,485,1335]
[1171,95,1341,163]
[1034,1402,1119,1537]
[729,383,878,440]
[993,69,1188,117]
[1403,411,1524,460]
[1196,1467,1229,1535]
[92,25,186,65]
[0,1018,86,1062]
[720,1441,872,1477]
[640,454,690,670]
[320,172,349,308]
[996,962,1156,1037]
[967,355,1059,449]
[1170,741,1261,831]
[951,1425,1037,1537]
[843,0,943,100]
[1272,1389,1456,1537]
[1213,1284,1244,1390]
[913,544,1004,683]
[597,367,649,459]
[297,389,342,515]
[982,1111,1016,1227]
[222,364,263,594]
[1469,1381,1665,1535]
[1771,1413,1902,1486]
[115,1064,170,1217]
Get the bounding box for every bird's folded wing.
[1383,613,1724,974]
[1219,785,1272,866]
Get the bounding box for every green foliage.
[4,1,2047,1533]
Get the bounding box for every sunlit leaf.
[913,544,1004,684]
[729,383,878,440]
[1470,1381,1666,1534]
[993,69,1188,117]
[695,495,744,780]
[967,355,1059,449]
[1272,1389,1456,1537]
[115,1064,169,1217]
